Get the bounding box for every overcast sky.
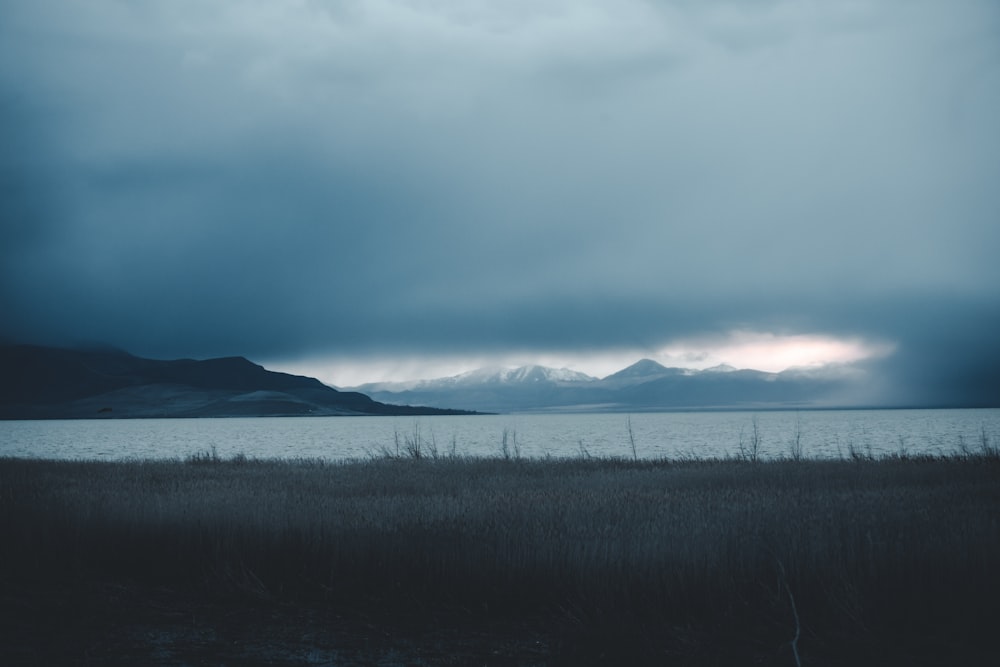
[2,0,998,405]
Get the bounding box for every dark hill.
[0,344,473,419]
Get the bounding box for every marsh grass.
[2,450,998,664]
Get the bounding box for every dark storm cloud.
[1,0,998,404]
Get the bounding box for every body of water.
[1,409,998,461]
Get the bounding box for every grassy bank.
[2,452,999,665]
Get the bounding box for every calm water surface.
[2,409,999,461]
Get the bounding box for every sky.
[1,0,998,406]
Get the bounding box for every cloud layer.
[2,0,998,404]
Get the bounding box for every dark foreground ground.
[2,452,998,665]
[2,580,552,666]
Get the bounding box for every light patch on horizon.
[655,332,896,374]
[265,332,895,388]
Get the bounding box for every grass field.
[2,450,998,665]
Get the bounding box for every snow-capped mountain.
[357,365,595,393]
[459,365,597,385]
[350,364,600,413]
[347,359,852,413]
[702,363,738,373]
[599,359,693,388]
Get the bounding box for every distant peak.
[632,358,668,370]
[607,358,671,378]
[702,363,738,373]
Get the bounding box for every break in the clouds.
[1,0,998,406]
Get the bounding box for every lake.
[2,408,998,461]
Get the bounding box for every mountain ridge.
[348,359,858,413]
[0,344,474,419]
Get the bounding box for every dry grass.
[2,451,998,664]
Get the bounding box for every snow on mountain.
[356,361,744,397]
[346,364,605,413]
[702,363,738,373]
[355,365,597,394]
[459,365,597,385]
[347,358,856,413]
[501,365,597,384]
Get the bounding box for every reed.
[2,451,997,664]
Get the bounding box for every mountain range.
[347,359,858,413]
[0,343,864,418]
[0,344,472,419]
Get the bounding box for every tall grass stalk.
[500,427,520,459]
[788,413,803,461]
[739,415,762,462]
[626,414,638,461]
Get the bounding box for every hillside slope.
[0,345,471,418]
